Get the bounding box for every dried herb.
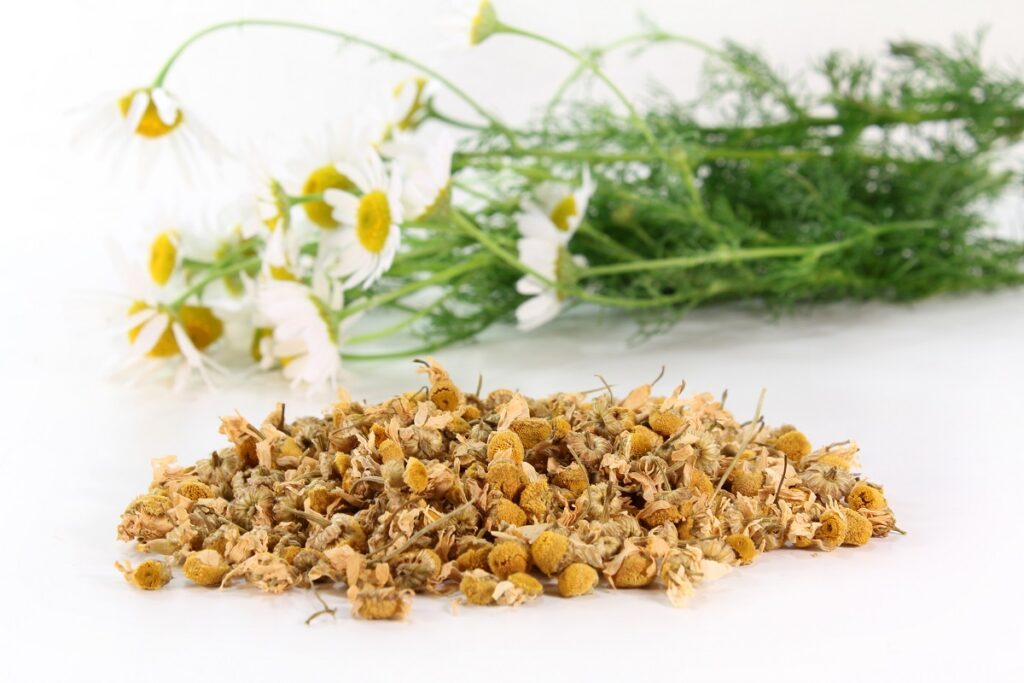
[116,360,899,617]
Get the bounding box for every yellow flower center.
[128,302,223,357]
[148,231,178,286]
[269,265,296,281]
[302,165,354,229]
[355,190,392,253]
[118,89,182,138]
[417,181,451,221]
[549,195,577,232]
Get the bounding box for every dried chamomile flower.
[115,361,899,615]
[847,482,887,511]
[630,425,663,456]
[493,498,528,526]
[403,457,429,493]
[460,571,499,606]
[689,468,714,496]
[519,480,551,518]
[610,552,655,588]
[775,430,812,463]
[531,530,570,576]
[183,549,230,586]
[800,463,854,501]
[730,469,765,496]
[725,534,757,565]
[551,415,571,440]
[487,430,525,463]
[649,410,684,437]
[552,462,588,496]
[177,478,213,501]
[558,563,598,598]
[456,544,493,571]
[117,559,171,590]
[510,417,552,449]
[487,542,530,579]
[842,508,873,546]
[486,459,525,498]
[508,572,544,596]
[815,510,849,550]
[350,586,413,620]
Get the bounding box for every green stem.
[152,18,519,146]
[171,256,261,307]
[345,296,447,345]
[337,253,490,320]
[580,220,940,277]
[288,192,322,206]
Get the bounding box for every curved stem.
[344,295,447,345]
[152,18,519,146]
[170,256,261,308]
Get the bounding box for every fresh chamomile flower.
[255,279,343,389]
[441,0,502,49]
[76,86,222,180]
[387,77,433,135]
[521,167,595,242]
[287,116,381,229]
[321,150,404,289]
[380,130,454,221]
[514,217,587,331]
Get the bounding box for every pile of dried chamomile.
[116,360,899,619]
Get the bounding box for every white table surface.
[3,1,1023,680]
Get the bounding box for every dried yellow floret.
[842,508,872,546]
[486,430,525,463]
[510,417,552,449]
[183,549,230,586]
[726,534,757,564]
[847,481,887,511]
[429,379,461,411]
[648,410,684,437]
[815,510,848,550]
[552,462,588,496]
[378,438,405,463]
[690,468,714,496]
[460,573,498,605]
[531,530,570,576]
[493,498,528,526]
[508,572,544,596]
[630,425,663,456]
[177,479,213,501]
[551,415,571,440]
[519,480,551,518]
[487,542,530,578]
[775,430,812,463]
[456,545,493,571]
[486,460,525,498]
[558,563,598,597]
[403,457,429,493]
[334,452,351,476]
[611,553,654,588]
[118,559,171,590]
[730,469,765,496]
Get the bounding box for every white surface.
[2,1,1023,681]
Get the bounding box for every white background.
[2,1,1023,681]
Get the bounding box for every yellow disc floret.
[355,190,392,253]
[842,508,873,546]
[487,542,530,579]
[775,430,812,463]
[148,231,177,285]
[847,482,887,511]
[487,430,525,463]
[549,194,578,232]
[530,530,569,576]
[725,534,757,564]
[558,563,598,597]
[302,165,354,228]
[118,89,182,138]
[120,559,172,590]
[815,510,848,550]
[182,550,230,587]
[176,479,212,501]
[510,417,552,449]
[508,572,544,596]
[127,302,224,358]
[403,457,429,493]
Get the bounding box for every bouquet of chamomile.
[96,2,1024,390]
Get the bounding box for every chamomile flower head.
[521,167,595,243]
[109,242,226,390]
[289,117,381,230]
[442,0,501,49]
[256,279,342,389]
[387,77,433,135]
[514,231,587,331]
[77,86,222,181]
[381,130,454,221]
[321,150,404,289]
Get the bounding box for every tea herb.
[116,360,899,618]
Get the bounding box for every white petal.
[129,312,169,358]
[516,293,562,332]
